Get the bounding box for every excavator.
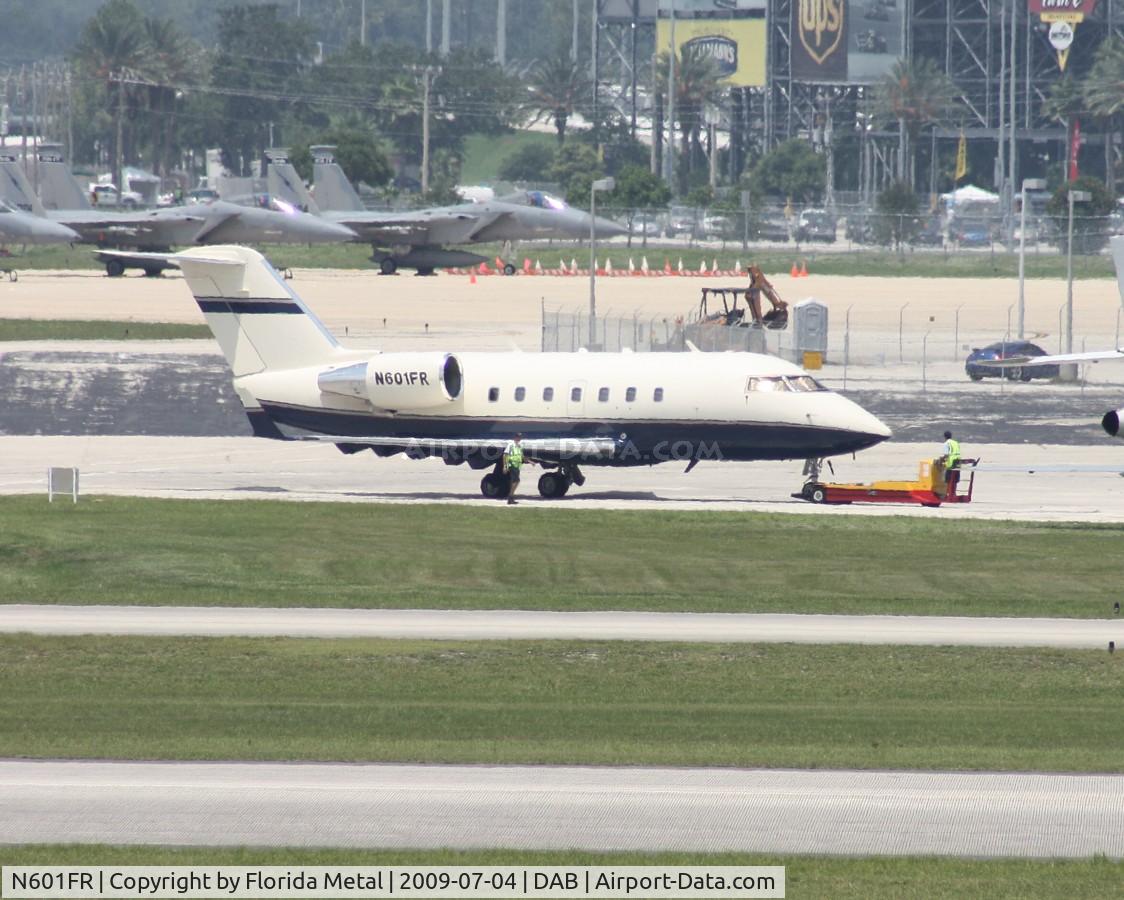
[697,265,789,330]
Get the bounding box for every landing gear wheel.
[142,267,162,278]
[537,471,570,499]
[969,373,983,382]
[810,485,827,504]
[480,472,510,499]
[502,262,516,276]
[416,266,435,276]
[379,258,398,275]
[105,258,126,278]
[1019,368,1032,383]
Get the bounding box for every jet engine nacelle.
[1103,408,1124,439]
[318,353,463,410]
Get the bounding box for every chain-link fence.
[595,201,1120,258]
[543,308,774,355]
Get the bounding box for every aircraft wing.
[978,348,1124,367]
[338,209,497,245]
[293,433,619,462]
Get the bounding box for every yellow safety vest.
[505,443,524,469]
[945,438,961,467]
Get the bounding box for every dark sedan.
[966,341,1060,382]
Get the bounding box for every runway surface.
[2,605,1120,649]
[3,436,1124,520]
[2,760,1121,857]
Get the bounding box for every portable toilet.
[793,298,828,368]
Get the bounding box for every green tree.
[1083,37,1124,194]
[748,139,825,203]
[498,143,558,182]
[139,16,199,179]
[550,142,604,206]
[1046,176,1115,255]
[72,0,149,197]
[873,180,921,251]
[603,165,672,246]
[526,50,591,145]
[874,57,957,188]
[655,48,728,190]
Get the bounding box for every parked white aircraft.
[984,234,1124,438]
[119,245,891,498]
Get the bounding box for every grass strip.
[0,496,1119,618]
[0,318,211,341]
[6,242,1114,279]
[0,847,1119,900]
[2,636,1121,771]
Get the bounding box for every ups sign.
[792,0,847,81]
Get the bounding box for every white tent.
[941,184,999,205]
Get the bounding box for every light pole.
[1017,178,1045,339]
[589,176,615,347]
[1065,189,1091,366]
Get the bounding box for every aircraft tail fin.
[35,143,92,211]
[0,151,47,216]
[171,245,342,376]
[311,145,366,213]
[265,148,319,213]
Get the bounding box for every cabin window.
[598,387,610,402]
[514,386,526,402]
[653,387,664,402]
[625,387,637,402]
[571,386,582,402]
[543,387,554,401]
[488,387,500,402]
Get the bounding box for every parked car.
[664,205,699,238]
[912,215,944,247]
[754,212,790,242]
[965,341,1060,382]
[795,208,837,243]
[950,216,994,247]
[701,212,736,239]
[89,183,142,208]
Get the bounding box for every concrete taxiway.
[2,760,1121,858]
[2,605,1119,649]
[2,435,1123,521]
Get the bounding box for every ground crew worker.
[503,433,524,505]
[941,430,962,493]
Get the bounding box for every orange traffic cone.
[469,270,476,284]
[790,262,799,277]
[800,260,809,277]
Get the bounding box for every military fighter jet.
[0,145,355,277]
[266,146,628,275]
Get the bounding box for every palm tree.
[1083,37,1124,193]
[1043,74,1085,184]
[73,0,149,199]
[655,48,727,188]
[874,57,957,188]
[142,17,197,180]
[526,51,591,145]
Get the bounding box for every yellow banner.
[955,132,967,181]
[656,19,767,88]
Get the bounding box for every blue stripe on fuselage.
[196,297,303,314]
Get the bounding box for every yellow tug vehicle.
[795,458,978,508]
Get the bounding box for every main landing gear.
[477,464,586,500]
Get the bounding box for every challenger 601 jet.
[265,146,627,275]
[109,244,891,499]
[0,146,354,276]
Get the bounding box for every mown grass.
[0,496,1119,618]
[0,318,210,341]
[0,846,1119,900]
[6,241,1114,278]
[2,636,1121,771]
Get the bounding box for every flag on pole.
[955,131,967,182]
[1069,119,1081,182]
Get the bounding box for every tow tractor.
[794,457,979,507]
[697,265,789,329]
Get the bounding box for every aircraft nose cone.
[293,215,356,243]
[593,215,629,239]
[34,219,80,243]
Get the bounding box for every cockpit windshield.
[526,190,568,211]
[746,375,827,393]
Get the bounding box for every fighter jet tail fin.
[310,145,366,213]
[35,144,93,211]
[0,150,47,216]
[265,148,319,214]
[172,245,342,377]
